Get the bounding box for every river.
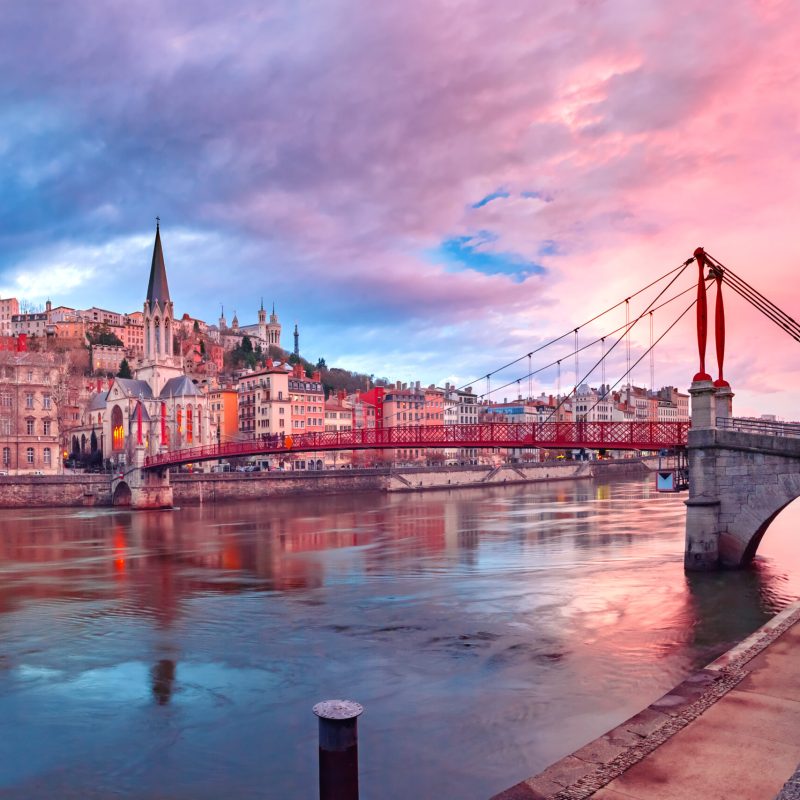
[0,477,797,799]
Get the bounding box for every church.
[214,299,295,355]
[81,223,211,464]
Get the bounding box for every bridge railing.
[717,416,800,439]
[143,421,690,470]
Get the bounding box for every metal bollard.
[313,699,363,800]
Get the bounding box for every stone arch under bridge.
[110,450,173,510]
[685,421,800,569]
[112,481,132,507]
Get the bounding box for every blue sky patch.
[471,190,510,209]
[521,190,553,202]
[436,232,546,283]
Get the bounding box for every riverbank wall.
[0,474,112,508]
[0,458,650,508]
[491,599,800,799]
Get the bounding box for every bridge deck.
[144,421,689,469]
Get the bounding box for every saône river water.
[0,476,798,799]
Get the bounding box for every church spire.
[146,218,171,306]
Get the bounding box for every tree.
[193,319,200,334]
[86,324,123,347]
[317,357,327,369]
[49,351,83,470]
[241,335,253,354]
[117,359,132,379]
[200,340,206,356]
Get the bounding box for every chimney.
[96,379,102,393]
[312,370,321,382]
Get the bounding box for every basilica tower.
[267,302,281,348]
[258,298,267,344]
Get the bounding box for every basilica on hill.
[80,222,211,463]
[217,300,282,350]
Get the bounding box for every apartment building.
[0,352,61,474]
[0,297,19,337]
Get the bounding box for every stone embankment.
[0,474,112,508]
[492,600,800,800]
[0,458,649,508]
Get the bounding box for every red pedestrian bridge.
[143,420,689,470]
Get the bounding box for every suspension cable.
[649,310,655,417]
[625,298,631,388]
[456,259,694,393]
[705,252,800,342]
[528,353,532,400]
[480,280,701,401]
[600,337,605,392]
[542,262,694,421]
[584,295,699,419]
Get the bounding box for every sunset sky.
[1,0,799,416]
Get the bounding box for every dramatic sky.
[1,0,799,416]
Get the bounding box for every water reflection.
[0,480,797,799]
[151,659,176,705]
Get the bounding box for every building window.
[112,405,124,451]
[43,394,51,409]
[25,393,34,409]
[43,419,51,436]
[26,419,34,435]
[43,448,51,465]
[2,447,9,466]
[26,447,34,464]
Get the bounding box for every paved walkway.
[492,601,800,800]
[776,766,800,800]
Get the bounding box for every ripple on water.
[0,478,798,800]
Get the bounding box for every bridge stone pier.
[685,380,800,570]
[111,447,173,509]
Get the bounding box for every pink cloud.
[3,0,800,413]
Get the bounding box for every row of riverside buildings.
[0,224,690,475]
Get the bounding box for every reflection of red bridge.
[144,421,690,470]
